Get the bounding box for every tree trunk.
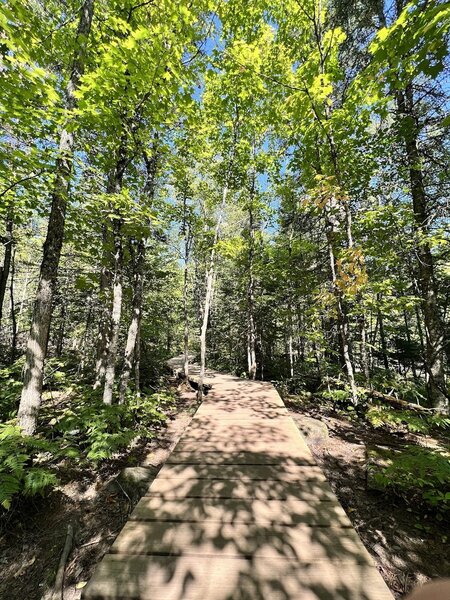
[0,216,13,330]
[94,225,113,388]
[9,242,17,363]
[198,184,229,399]
[134,324,141,397]
[55,299,66,357]
[360,314,370,384]
[17,0,94,434]
[102,221,123,405]
[119,239,145,403]
[403,310,418,379]
[325,201,358,403]
[377,297,389,370]
[182,193,192,380]
[396,86,447,411]
[117,143,158,402]
[247,200,257,380]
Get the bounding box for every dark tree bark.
[0,216,13,329]
[18,0,95,434]
[9,242,17,363]
[396,85,447,411]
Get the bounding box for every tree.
[17,0,95,434]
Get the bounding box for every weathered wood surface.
[83,369,393,600]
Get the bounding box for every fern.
[0,423,59,510]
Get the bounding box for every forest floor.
[0,388,198,600]
[286,397,450,599]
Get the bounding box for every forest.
[0,0,449,598]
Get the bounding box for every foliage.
[366,405,450,435]
[0,0,449,530]
[369,446,450,516]
[48,389,170,462]
[0,380,174,508]
[0,424,58,510]
[0,358,25,420]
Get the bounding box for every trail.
[83,366,392,599]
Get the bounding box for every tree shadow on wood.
[83,378,394,599]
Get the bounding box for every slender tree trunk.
[0,216,13,330]
[9,243,17,363]
[247,200,257,380]
[287,327,294,379]
[94,225,113,388]
[183,257,190,378]
[325,202,358,403]
[182,193,192,380]
[117,142,158,401]
[360,314,370,384]
[403,310,418,379]
[119,240,144,403]
[134,324,141,397]
[78,297,93,374]
[17,0,94,434]
[102,221,123,405]
[198,184,229,399]
[396,86,447,411]
[377,299,389,370]
[55,299,66,357]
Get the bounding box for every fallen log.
[365,389,436,414]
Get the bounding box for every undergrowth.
[0,358,175,511]
[368,446,450,517]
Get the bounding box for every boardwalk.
[83,369,393,600]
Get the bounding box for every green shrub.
[369,370,428,406]
[321,388,350,404]
[0,368,175,508]
[369,445,450,515]
[0,357,25,420]
[0,424,58,510]
[366,405,450,434]
[49,391,170,462]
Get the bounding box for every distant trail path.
[83,364,393,599]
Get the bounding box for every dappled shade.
[83,371,393,600]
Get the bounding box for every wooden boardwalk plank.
[83,554,393,600]
[83,369,393,600]
[129,497,353,527]
[109,520,373,563]
[166,450,316,465]
[145,477,336,501]
[156,463,327,482]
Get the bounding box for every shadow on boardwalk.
[83,374,393,600]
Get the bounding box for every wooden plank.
[166,450,317,466]
[129,497,353,527]
[83,554,393,600]
[183,417,300,438]
[145,477,335,501]
[194,406,290,420]
[109,520,373,563]
[156,463,326,482]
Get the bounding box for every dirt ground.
[0,391,198,600]
[286,399,450,599]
